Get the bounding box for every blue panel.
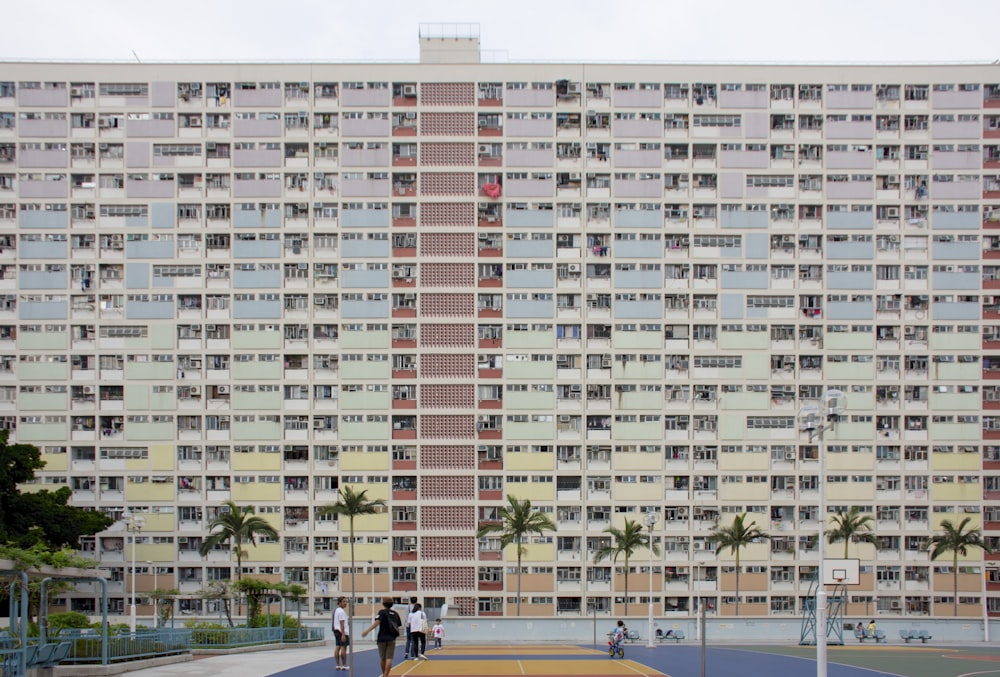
[341,210,391,229]
[931,212,980,230]
[125,301,174,319]
[507,270,555,288]
[341,270,391,288]
[18,210,67,229]
[932,241,979,260]
[233,240,282,259]
[233,209,281,229]
[826,302,874,320]
[826,272,874,289]
[233,269,283,289]
[612,300,662,319]
[232,300,282,319]
[19,241,67,258]
[720,294,744,319]
[720,271,768,289]
[932,302,979,320]
[827,242,874,260]
[18,301,68,320]
[506,299,554,318]
[744,233,769,259]
[615,270,662,289]
[125,216,149,229]
[151,203,175,229]
[932,272,979,290]
[615,240,661,258]
[126,263,150,289]
[18,271,68,289]
[340,240,391,259]
[341,300,391,319]
[827,211,874,230]
[720,211,768,229]
[126,240,174,259]
[506,240,554,258]
[613,210,660,229]
[506,210,555,228]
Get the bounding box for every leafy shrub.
[47,611,92,631]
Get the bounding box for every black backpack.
[379,609,401,639]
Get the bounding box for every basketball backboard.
[822,558,860,585]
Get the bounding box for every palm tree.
[827,506,877,559]
[199,501,278,583]
[476,494,556,616]
[318,486,385,674]
[710,512,769,616]
[927,517,992,616]
[593,518,658,616]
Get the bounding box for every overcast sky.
[3,0,999,63]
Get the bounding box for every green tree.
[318,486,385,674]
[198,501,278,583]
[710,512,770,616]
[593,518,658,616]
[0,543,98,623]
[827,506,877,559]
[0,431,111,547]
[927,517,992,616]
[476,494,556,616]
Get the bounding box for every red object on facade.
[481,183,502,198]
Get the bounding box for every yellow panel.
[931,451,982,471]
[232,452,282,471]
[350,543,390,561]
[505,542,554,562]
[148,444,174,471]
[826,452,875,471]
[506,483,554,502]
[245,542,282,562]
[719,451,769,471]
[126,482,174,502]
[611,482,660,501]
[611,451,662,471]
[353,512,390,531]
[340,450,391,471]
[718,483,772,501]
[930,483,982,502]
[139,513,176,531]
[41,451,68,472]
[232,483,282,502]
[826,482,875,501]
[342,482,389,502]
[505,452,555,471]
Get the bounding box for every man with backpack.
[362,596,402,677]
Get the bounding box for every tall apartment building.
[2,29,1000,622]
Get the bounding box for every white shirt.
[408,609,426,633]
[334,606,349,635]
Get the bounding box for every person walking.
[362,596,402,677]
[432,618,444,649]
[407,602,428,659]
[332,596,349,671]
[403,596,417,659]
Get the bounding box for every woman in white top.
[407,602,428,659]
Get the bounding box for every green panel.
[125,384,149,409]
[18,332,67,350]
[125,337,152,350]
[150,390,175,410]
[930,333,978,351]
[833,421,873,440]
[742,354,769,380]
[930,422,981,441]
[151,326,174,349]
[128,423,174,441]
[615,422,662,440]
[125,362,175,380]
[18,363,70,380]
[341,330,390,349]
[720,392,769,410]
[233,361,282,379]
[232,391,283,410]
[615,361,662,379]
[506,331,554,349]
[339,421,390,440]
[16,423,67,441]
[340,390,392,410]
[719,414,746,440]
[617,391,663,410]
[719,331,768,350]
[233,330,282,350]
[505,361,555,379]
[507,392,555,409]
[340,361,390,380]
[931,392,980,410]
[505,421,554,440]
[18,393,68,410]
[936,363,980,380]
[613,330,663,350]
[825,332,874,350]
[232,422,282,441]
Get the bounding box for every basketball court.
[271,641,1000,677]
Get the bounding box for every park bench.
[900,629,932,644]
[658,630,685,643]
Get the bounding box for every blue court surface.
[270,642,1000,677]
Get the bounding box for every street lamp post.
[798,389,845,677]
[123,510,144,634]
[646,511,657,649]
[147,561,157,629]
[368,560,374,617]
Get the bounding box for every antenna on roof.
[131,50,142,64]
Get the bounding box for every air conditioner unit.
[402,85,417,96]
[392,270,406,278]
[886,207,899,218]
[567,263,581,272]
[83,385,95,394]
[404,112,417,120]
[785,452,796,461]
[178,537,189,544]
[188,117,202,127]
[479,145,491,155]
[559,415,572,423]
[298,262,308,270]
[889,600,901,610]
[205,324,216,332]
[692,542,705,550]
[205,142,217,150]
[567,82,582,95]
[190,386,201,396]
[315,297,326,306]
[570,384,582,392]
[889,235,900,243]
[216,385,230,395]
[403,536,417,545]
